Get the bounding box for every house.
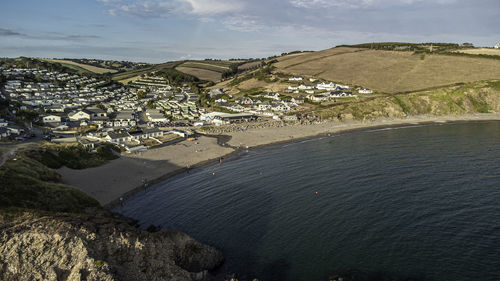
[130,128,164,140]
[358,89,373,94]
[329,91,356,98]
[291,97,304,104]
[78,137,100,150]
[283,115,298,121]
[200,112,257,124]
[0,127,11,139]
[235,97,253,105]
[289,77,303,81]
[42,115,62,123]
[307,94,329,102]
[495,43,500,49]
[316,82,337,90]
[7,125,25,135]
[209,88,225,98]
[114,111,136,127]
[258,102,272,111]
[68,110,91,121]
[258,92,280,100]
[87,107,108,118]
[106,131,132,144]
[146,109,168,123]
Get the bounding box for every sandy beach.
[59,136,234,206]
[59,113,500,208]
[225,113,500,148]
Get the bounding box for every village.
[0,64,373,152]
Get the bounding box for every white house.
[358,89,373,94]
[316,82,337,90]
[0,127,11,139]
[307,94,329,102]
[289,77,303,81]
[106,131,132,144]
[291,97,304,104]
[68,110,91,121]
[495,43,500,49]
[42,115,62,123]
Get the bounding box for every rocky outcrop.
[0,209,224,281]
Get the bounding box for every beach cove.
[58,113,500,208]
[117,119,500,281]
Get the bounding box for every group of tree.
[155,68,201,86]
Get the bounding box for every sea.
[117,121,500,281]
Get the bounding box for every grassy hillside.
[111,61,180,83]
[315,80,500,121]
[42,59,118,74]
[0,150,100,213]
[176,63,224,82]
[175,60,232,82]
[273,47,500,93]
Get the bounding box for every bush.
[0,155,100,212]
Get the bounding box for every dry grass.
[454,48,500,56]
[238,61,262,71]
[275,47,364,70]
[275,48,500,93]
[181,62,229,72]
[237,78,271,90]
[44,59,118,74]
[176,66,222,82]
[118,75,142,85]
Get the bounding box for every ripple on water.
[118,121,500,281]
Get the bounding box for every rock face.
[0,210,224,281]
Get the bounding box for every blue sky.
[1,0,499,63]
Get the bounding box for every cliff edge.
[0,209,224,281]
[0,148,224,281]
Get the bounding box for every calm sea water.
[117,121,500,281]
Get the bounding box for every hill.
[175,61,229,82]
[42,59,118,74]
[174,60,250,83]
[111,61,181,83]
[272,47,500,93]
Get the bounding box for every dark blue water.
[118,121,500,281]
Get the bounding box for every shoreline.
[60,113,500,209]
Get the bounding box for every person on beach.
[119,197,124,206]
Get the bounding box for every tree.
[146,100,156,109]
[137,90,146,99]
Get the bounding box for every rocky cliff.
[0,209,224,281]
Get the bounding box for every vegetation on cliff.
[0,149,100,213]
[316,80,500,121]
[0,145,224,281]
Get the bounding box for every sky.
[0,0,499,63]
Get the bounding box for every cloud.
[0,28,24,36]
[222,15,264,32]
[184,0,243,15]
[290,0,374,9]
[290,0,457,9]
[101,0,243,17]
